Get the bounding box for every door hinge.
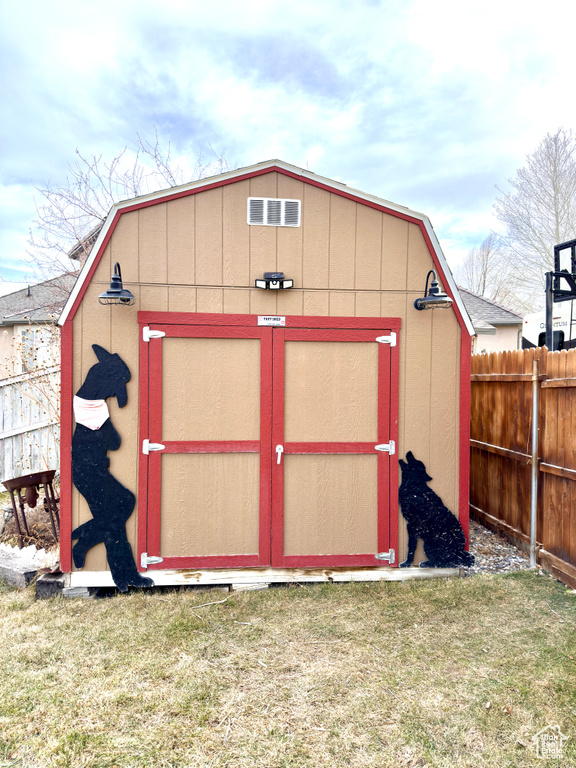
[143,327,166,342]
[142,439,165,455]
[375,441,395,456]
[140,552,164,569]
[376,332,396,347]
[375,549,395,564]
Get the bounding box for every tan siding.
[197,287,224,314]
[355,205,382,290]
[329,196,356,289]
[249,173,278,279]
[250,290,278,316]
[381,216,409,290]
[168,286,197,313]
[275,290,304,316]
[277,176,304,287]
[139,204,167,284]
[223,180,250,286]
[329,291,355,316]
[356,291,381,317]
[195,187,223,285]
[429,311,460,513]
[111,211,139,283]
[140,285,169,311]
[223,289,250,315]
[303,290,329,316]
[302,185,331,289]
[406,222,435,292]
[166,196,195,285]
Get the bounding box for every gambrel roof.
[59,159,474,336]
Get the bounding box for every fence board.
[0,366,60,483]
[470,346,576,588]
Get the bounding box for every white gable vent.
[248,197,301,227]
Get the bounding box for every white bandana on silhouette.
[73,396,110,430]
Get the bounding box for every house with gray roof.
[0,273,77,482]
[458,287,522,353]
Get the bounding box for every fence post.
[530,357,540,568]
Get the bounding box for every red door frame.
[137,312,400,571]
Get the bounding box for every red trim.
[459,330,472,547]
[137,325,150,569]
[160,441,260,453]
[271,329,285,566]
[282,554,385,567]
[59,322,73,572]
[388,335,400,561]
[259,329,273,565]
[139,311,402,331]
[149,554,260,570]
[285,442,379,454]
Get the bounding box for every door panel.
[272,327,394,567]
[139,314,398,572]
[283,454,378,556]
[162,337,261,440]
[284,341,378,441]
[144,324,272,569]
[160,453,260,557]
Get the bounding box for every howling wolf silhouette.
[71,345,153,592]
[399,451,474,568]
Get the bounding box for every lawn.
[0,571,574,768]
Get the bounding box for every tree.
[455,233,535,313]
[494,128,576,294]
[28,131,234,281]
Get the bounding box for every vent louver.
[248,197,301,227]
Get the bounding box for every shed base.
[66,566,466,589]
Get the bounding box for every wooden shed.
[58,160,474,590]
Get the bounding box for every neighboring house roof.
[0,273,78,326]
[458,287,522,334]
[58,159,475,336]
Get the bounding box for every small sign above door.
[258,316,286,326]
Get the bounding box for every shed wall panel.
[67,170,467,575]
[166,196,195,285]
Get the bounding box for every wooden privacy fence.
[0,366,60,484]
[470,346,576,588]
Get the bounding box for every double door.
[138,313,399,570]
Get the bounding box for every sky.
[2,0,576,295]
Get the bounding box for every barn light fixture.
[255,272,294,290]
[414,270,453,310]
[98,262,136,306]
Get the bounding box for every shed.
[58,160,474,590]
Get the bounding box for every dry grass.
[0,571,575,767]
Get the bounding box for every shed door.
[139,317,398,571]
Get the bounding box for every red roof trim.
[62,164,462,332]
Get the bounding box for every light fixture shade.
[414,270,453,310]
[98,262,136,306]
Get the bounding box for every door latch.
[276,445,284,464]
[375,441,395,455]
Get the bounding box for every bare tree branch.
[27,132,236,280]
[494,128,576,294]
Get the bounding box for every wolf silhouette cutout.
[71,345,153,592]
[398,451,474,568]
